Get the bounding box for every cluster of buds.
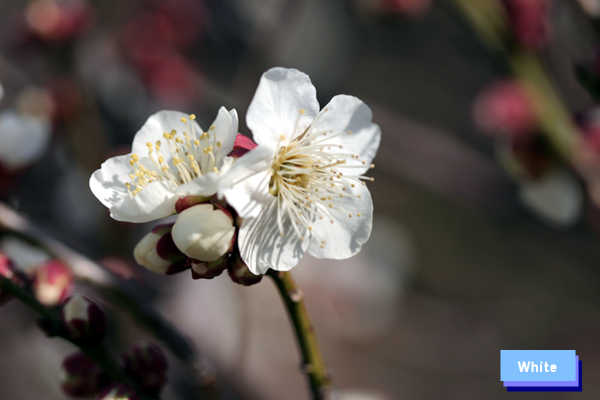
[474,79,583,227]
[134,198,260,285]
[57,297,169,398]
[133,134,262,286]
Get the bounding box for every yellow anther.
[299,109,305,114]
[209,125,215,131]
[189,114,196,120]
[194,139,200,146]
[180,117,187,123]
[216,141,222,148]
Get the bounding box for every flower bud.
[189,257,226,280]
[33,260,72,306]
[171,204,235,262]
[473,81,536,138]
[60,352,108,398]
[122,343,168,394]
[98,385,137,400]
[503,0,549,50]
[134,225,188,275]
[227,253,262,286]
[62,295,106,342]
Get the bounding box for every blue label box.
[499,350,581,392]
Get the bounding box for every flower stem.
[267,270,329,400]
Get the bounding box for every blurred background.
[1,0,600,399]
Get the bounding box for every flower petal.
[307,181,373,259]
[246,67,319,150]
[131,110,202,159]
[0,110,50,169]
[238,198,309,274]
[222,145,274,217]
[208,107,238,167]
[89,154,176,223]
[310,95,381,176]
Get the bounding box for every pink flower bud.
[33,260,72,306]
[122,343,168,394]
[62,295,106,342]
[503,0,550,49]
[60,352,108,398]
[25,0,92,42]
[133,225,188,275]
[229,134,257,158]
[227,253,262,286]
[473,81,537,138]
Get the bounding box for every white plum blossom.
[89,108,238,223]
[225,67,381,275]
[0,109,50,170]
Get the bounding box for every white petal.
[519,169,583,227]
[131,110,202,159]
[238,198,308,274]
[246,67,319,150]
[204,107,238,168]
[222,145,274,218]
[308,181,373,259]
[89,154,177,223]
[310,95,381,176]
[0,110,50,169]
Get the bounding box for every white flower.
[0,109,50,170]
[89,108,238,223]
[225,67,381,274]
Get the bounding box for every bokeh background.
[1,0,600,399]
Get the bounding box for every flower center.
[268,117,374,242]
[126,114,223,197]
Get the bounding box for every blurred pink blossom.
[474,80,537,138]
[503,0,550,49]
